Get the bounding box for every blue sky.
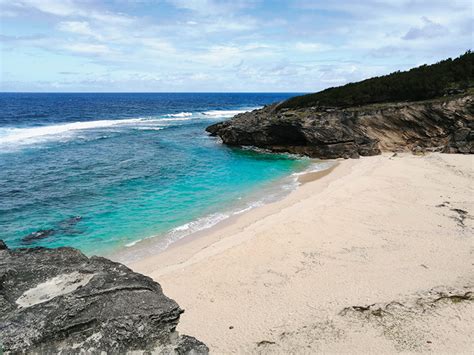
[0,0,472,92]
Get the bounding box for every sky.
[0,0,472,92]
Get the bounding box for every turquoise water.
[0,93,311,255]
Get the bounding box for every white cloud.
[294,42,333,52]
[190,72,210,80]
[7,0,85,16]
[1,0,472,92]
[197,45,242,64]
[167,0,257,16]
[57,21,97,38]
[6,0,135,24]
[62,43,113,56]
[88,11,135,25]
[199,17,257,32]
[403,17,448,40]
[138,38,176,53]
[194,43,276,66]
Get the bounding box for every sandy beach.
[129,153,473,353]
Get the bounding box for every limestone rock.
[0,241,208,354]
[206,95,473,159]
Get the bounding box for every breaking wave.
[0,118,154,146]
[164,112,193,118]
[202,108,258,118]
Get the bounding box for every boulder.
[0,241,208,354]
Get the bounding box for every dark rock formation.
[58,216,83,228]
[21,229,55,244]
[206,95,473,159]
[0,240,208,354]
[21,217,85,246]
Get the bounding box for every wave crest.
[0,107,262,149]
[164,112,193,118]
[202,108,258,118]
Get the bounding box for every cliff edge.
[206,95,473,159]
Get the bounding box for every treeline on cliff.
[280,51,474,110]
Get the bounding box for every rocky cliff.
[0,240,208,354]
[206,95,473,159]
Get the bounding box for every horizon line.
[0,91,309,94]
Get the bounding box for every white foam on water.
[133,127,164,131]
[117,160,336,256]
[124,239,143,247]
[123,211,230,248]
[290,161,334,177]
[156,117,195,122]
[164,112,193,118]
[234,200,265,214]
[119,162,333,263]
[169,212,229,236]
[0,107,261,150]
[202,108,260,118]
[0,118,156,147]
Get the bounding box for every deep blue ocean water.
[0,93,314,256]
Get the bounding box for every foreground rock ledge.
[0,240,208,354]
[206,95,473,159]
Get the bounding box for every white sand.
[130,153,473,353]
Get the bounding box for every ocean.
[0,93,321,257]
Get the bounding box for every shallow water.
[0,93,314,255]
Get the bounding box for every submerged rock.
[21,229,55,244]
[0,240,208,354]
[57,215,84,235]
[21,217,84,246]
[206,95,473,159]
[58,215,83,228]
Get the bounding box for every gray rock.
[456,140,472,153]
[206,95,473,159]
[0,240,208,354]
[454,128,470,141]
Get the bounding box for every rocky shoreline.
[206,95,473,159]
[0,240,208,354]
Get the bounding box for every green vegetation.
[280,51,474,110]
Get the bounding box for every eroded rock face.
[206,95,474,159]
[0,241,208,354]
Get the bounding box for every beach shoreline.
[125,159,346,275]
[128,153,473,353]
[111,158,336,264]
